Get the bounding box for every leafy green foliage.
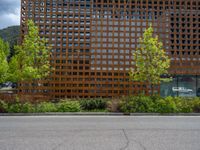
[0,38,9,83]
[7,99,22,113]
[191,98,200,113]
[119,96,200,113]
[154,97,177,113]
[0,38,9,56]
[173,97,193,113]
[20,102,35,113]
[0,100,8,113]
[129,26,171,94]
[1,97,200,113]
[2,98,34,113]
[0,26,20,59]
[80,98,107,111]
[36,102,57,112]
[119,96,155,113]
[57,100,81,112]
[8,20,51,82]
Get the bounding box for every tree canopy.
[0,38,9,83]
[0,26,20,59]
[8,20,51,82]
[129,26,171,94]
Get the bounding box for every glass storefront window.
[161,75,198,97]
[177,76,196,97]
[160,76,177,97]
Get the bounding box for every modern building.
[20,0,200,99]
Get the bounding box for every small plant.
[174,97,193,113]
[57,100,80,112]
[0,96,199,113]
[119,96,196,113]
[7,98,22,113]
[119,96,137,113]
[154,96,177,113]
[21,102,35,113]
[119,96,155,113]
[80,98,107,111]
[191,98,200,113]
[0,100,8,113]
[36,102,57,112]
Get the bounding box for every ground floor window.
[160,75,200,97]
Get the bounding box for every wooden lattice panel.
[20,0,200,99]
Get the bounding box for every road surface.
[0,116,200,150]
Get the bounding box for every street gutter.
[0,112,200,116]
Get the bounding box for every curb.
[0,113,200,116]
[130,113,200,116]
[0,112,124,116]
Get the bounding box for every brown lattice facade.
[20,0,200,99]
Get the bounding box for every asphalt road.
[0,116,200,150]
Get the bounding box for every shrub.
[191,98,200,113]
[150,95,163,103]
[119,96,135,113]
[80,98,107,111]
[57,100,80,112]
[174,97,193,113]
[7,99,22,113]
[1,96,199,113]
[119,96,194,113]
[154,96,177,113]
[36,102,57,112]
[0,100,8,113]
[119,96,155,113]
[136,96,155,112]
[21,102,35,113]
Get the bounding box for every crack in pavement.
[131,138,147,150]
[51,129,147,150]
[51,139,66,150]
[120,129,130,150]
[120,129,147,150]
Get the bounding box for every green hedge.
[191,98,200,113]
[0,100,8,113]
[120,96,155,113]
[1,97,200,113]
[57,100,81,112]
[119,96,200,113]
[36,102,57,112]
[80,98,107,111]
[0,99,81,113]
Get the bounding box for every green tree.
[0,26,20,59]
[129,26,170,95]
[8,20,51,82]
[0,38,9,83]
